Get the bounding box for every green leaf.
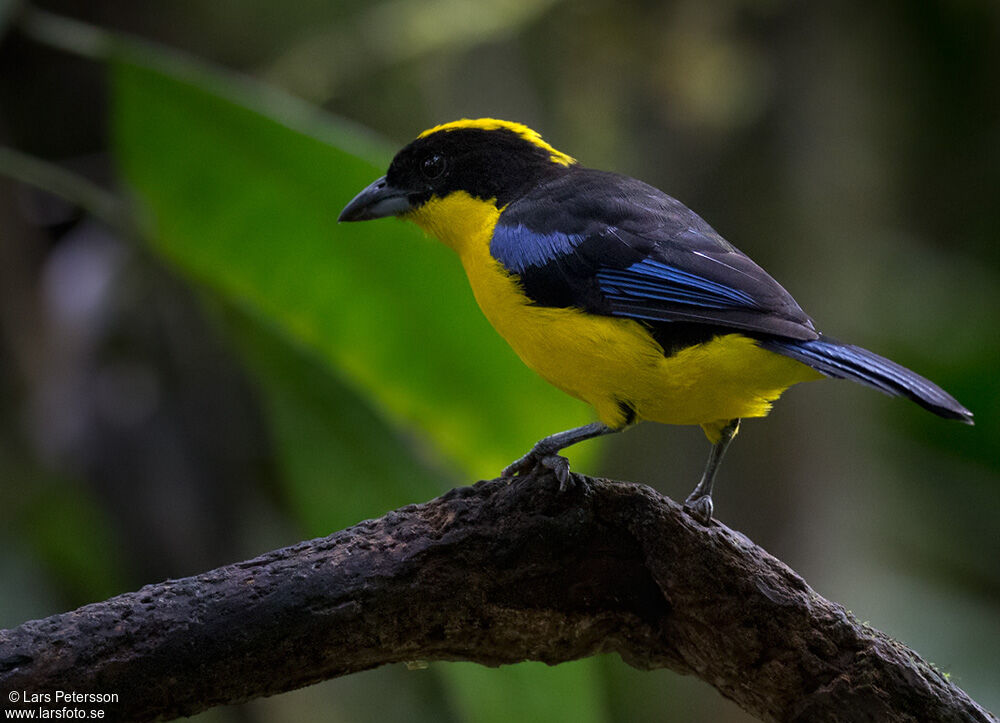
[222,302,446,536]
[110,54,591,481]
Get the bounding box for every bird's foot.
[684,493,714,525]
[502,451,573,491]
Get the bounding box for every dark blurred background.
[1,1,998,721]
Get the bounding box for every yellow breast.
[405,193,821,436]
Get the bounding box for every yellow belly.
[464,242,819,428]
[406,193,822,439]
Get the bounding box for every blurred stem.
[0,0,23,39]
[15,5,394,165]
[0,146,133,236]
[16,5,110,58]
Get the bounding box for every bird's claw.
[539,454,572,490]
[684,494,714,525]
[502,451,573,491]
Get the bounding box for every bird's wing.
[491,169,818,342]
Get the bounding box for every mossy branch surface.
[0,471,994,722]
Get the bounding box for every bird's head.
[339,119,575,249]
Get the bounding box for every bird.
[339,118,972,523]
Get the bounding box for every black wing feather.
[491,168,819,342]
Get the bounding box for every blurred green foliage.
[111,54,590,482]
[106,42,601,721]
[444,661,606,723]
[0,440,126,607]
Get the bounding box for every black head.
[339,119,575,222]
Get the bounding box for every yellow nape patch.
[418,118,576,167]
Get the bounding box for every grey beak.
[338,176,412,222]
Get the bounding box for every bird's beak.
[338,176,412,222]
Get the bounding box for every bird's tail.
[759,334,973,423]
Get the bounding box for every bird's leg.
[502,422,619,490]
[684,418,740,524]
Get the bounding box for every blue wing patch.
[597,258,759,310]
[489,169,817,339]
[490,224,585,273]
[492,224,763,313]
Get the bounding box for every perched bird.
[340,118,972,522]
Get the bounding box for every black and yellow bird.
[340,118,972,522]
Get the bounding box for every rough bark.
[0,470,994,722]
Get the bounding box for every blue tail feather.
[760,335,973,423]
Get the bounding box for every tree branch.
[0,471,994,722]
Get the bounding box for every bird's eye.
[420,154,446,180]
